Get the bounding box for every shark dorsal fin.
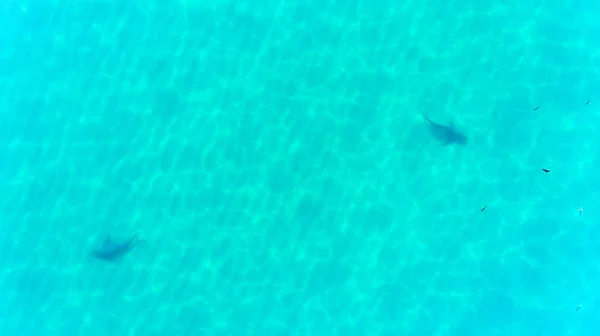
[103,235,112,245]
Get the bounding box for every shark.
[90,233,141,262]
[421,113,467,146]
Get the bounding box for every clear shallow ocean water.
[1,0,600,335]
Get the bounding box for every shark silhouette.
[421,113,467,145]
[90,233,141,262]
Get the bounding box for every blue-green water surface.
[1,0,600,335]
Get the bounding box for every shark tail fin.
[421,113,434,124]
[131,233,142,246]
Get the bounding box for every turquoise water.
[1,0,600,334]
